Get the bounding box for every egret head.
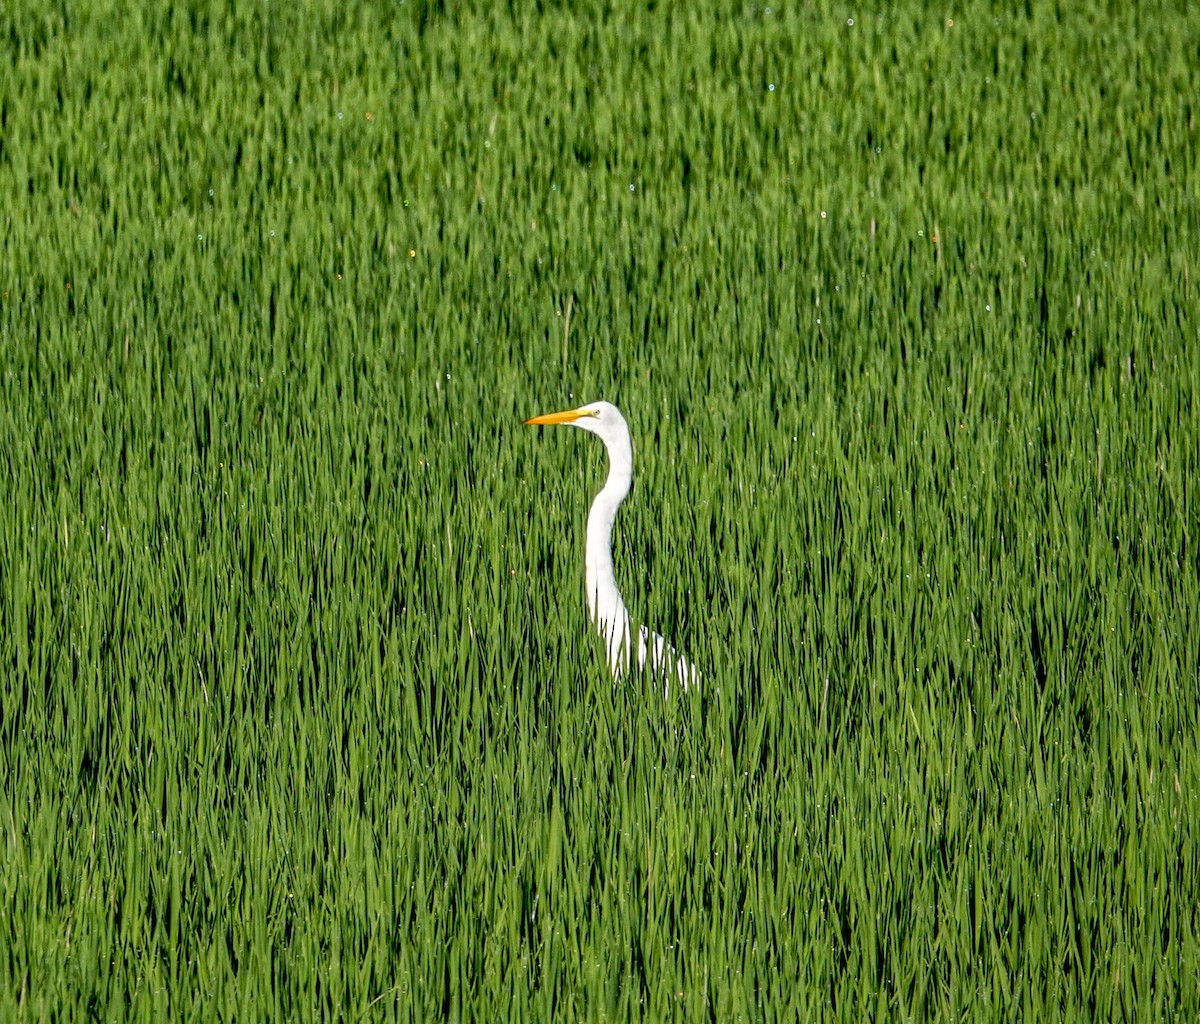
[524,401,629,448]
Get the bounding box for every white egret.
[524,401,699,693]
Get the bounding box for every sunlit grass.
[1,1,1197,1019]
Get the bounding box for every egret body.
[524,401,698,692]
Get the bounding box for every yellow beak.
[524,407,597,426]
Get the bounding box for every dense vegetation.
[1,1,1197,1019]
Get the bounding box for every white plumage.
[525,401,699,693]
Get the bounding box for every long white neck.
[585,429,634,673]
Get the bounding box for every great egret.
[524,401,699,693]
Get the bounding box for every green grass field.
[2,1,1198,1019]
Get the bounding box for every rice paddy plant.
[1,0,1197,1020]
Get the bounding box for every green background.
[1,1,1197,1019]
